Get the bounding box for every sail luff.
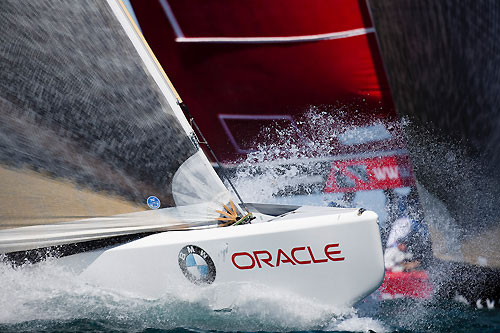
[109,0,235,209]
[108,0,192,136]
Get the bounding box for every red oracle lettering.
[253,250,274,268]
[291,247,311,264]
[307,246,328,263]
[275,248,296,266]
[232,243,345,270]
[324,243,345,261]
[232,252,255,270]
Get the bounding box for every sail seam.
[175,27,375,44]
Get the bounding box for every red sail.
[129,0,410,192]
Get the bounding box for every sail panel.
[0,0,230,249]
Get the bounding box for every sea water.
[1,251,499,332]
[0,257,375,332]
[1,111,500,332]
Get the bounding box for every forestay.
[0,0,231,253]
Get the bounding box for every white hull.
[61,205,384,308]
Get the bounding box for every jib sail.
[0,0,231,253]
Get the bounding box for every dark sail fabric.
[0,0,230,252]
[368,0,500,269]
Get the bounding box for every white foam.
[328,316,388,332]
[0,259,375,331]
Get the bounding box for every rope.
[178,101,249,214]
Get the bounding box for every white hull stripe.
[175,27,375,44]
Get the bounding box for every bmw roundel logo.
[147,196,161,209]
[178,245,216,285]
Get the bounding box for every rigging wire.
[178,101,249,214]
[117,0,250,217]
